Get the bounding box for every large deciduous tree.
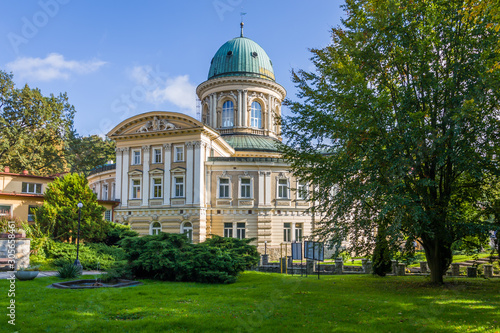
[280,0,500,283]
[0,70,75,175]
[35,173,108,243]
[65,133,116,176]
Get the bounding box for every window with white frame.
[22,182,42,194]
[278,178,289,199]
[297,180,308,200]
[222,100,234,127]
[153,148,162,164]
[284,223,291,242]
[152,177,162,198]
[218,178,230,198]
[104,210,112,221]
[151,221,162,235]
[250,101,262,128]
[174,176,184,197]
[295,223,303,241]
[131,179,141,199]
[182,222,193,242]
[236,222,246,239]
[28,206,37,222]
[102,184,108,200]
[224,223,233,238]
[174,146,184,162]
[132,149,141,165]
[240,178,251,198]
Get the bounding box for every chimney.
[22,170,28,175]
[4,167,9,173]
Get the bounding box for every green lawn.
[1,272,499,332]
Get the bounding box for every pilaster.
[121,147,129,207]
[163,143,172,206]
[142,145,150,206]
[186,141,194,205]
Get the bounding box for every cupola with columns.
[196,23,286,154]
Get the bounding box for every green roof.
[208,37,275,81]
[222,135,280,152]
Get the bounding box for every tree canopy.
[280,0,500,283]
[0,70,75,175]
[35,173,109,243]
[65,133,116,176]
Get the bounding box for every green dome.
[208,37,275,81]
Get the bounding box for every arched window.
[181,222,193,243]
[222,100,234,127]
[150,221,162,235]
[250,101,262,128]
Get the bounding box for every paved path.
[0,270,103,279]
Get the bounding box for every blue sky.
[0,1,345,136]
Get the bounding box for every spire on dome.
[240,12,246,37]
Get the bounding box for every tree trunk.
[421,236,453,284]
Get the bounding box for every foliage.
[35,173,108,243]
[372,227,392,276]
[47,241,120,270]
[0,70,75,175]
[119,233,260,284]
[65,133,116,176]
[56,262,81,279]
[280,0,500,283]
[103,223,138,246]
[18,265,40,271]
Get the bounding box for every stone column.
[115,148,122,205]
[287,256,293,269]
[391,260,398,275]
[121,148,129,207]
[163,144,171,206]
[451,263,461,276]
[420,261,428,274]
[397,263,406,276]
[483,264,493,278]
[186,142,194,205]
[365,261,373,274]
[261,254,269,265]
[237,90,242,127]
[361,259,368,273]
[242,90,248,127]
[335,258,343,274]
[258,171,265,206]
[193,141,205,205]
[142,145,150,207]
[211,93,217,128]
[264,171,271,206]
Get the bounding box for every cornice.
[196,76,286,101]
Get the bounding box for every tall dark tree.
[0,70,75,175]
[65,133,116,176]
[280,0,500,283]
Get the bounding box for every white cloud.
[6,53,106,81]
[146,74,197,114]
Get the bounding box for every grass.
[1,272,500,332]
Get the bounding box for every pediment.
[128,169,143,176]
[107,111,204,137]
[171,167,186,173]
[149,168,164,174]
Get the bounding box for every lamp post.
[74,201,83,270]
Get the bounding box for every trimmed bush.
[119,233,260,284]
[103,223,138,246]
[57,262,81,279]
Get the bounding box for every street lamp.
[74,201,83,270]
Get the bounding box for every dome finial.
[240,12,246,37]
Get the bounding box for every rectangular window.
[224,222,233,238]
[28,206,37,222]
[0,205,11,217]
[132,150,141,165]
[131,179,141,199]
[278,179,288,199]
[236,222,246,239]
[102,184,109,200]
[152,178,162,198]
[174,176,184,197]
[295,223,303,241]
[240,178,251,198]
[104,210,112,221]
[174,146,184,162]
[153,148,162,164]
[219,178,230,198]
[297,180,308,200]
[284,223,291,242]
[21,182,42,194]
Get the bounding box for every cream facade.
[89,30,316,254]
